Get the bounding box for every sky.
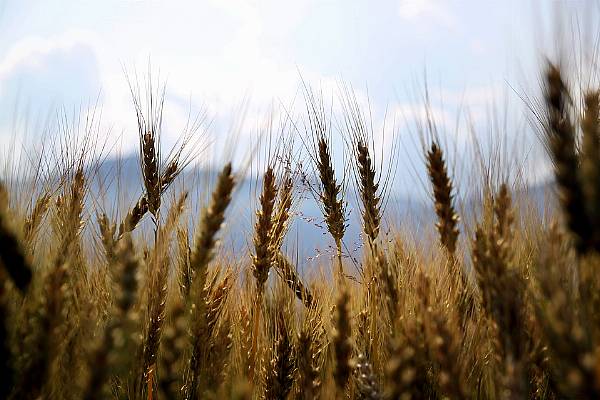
[0,0,595,198]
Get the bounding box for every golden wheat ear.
[274,253,314,308]
[158,299,186,399]
[303,87,347,281]
[544,63,592,254]
[353,353,382,399]
[385,273,431,400]
[252,166,277,295]
[426,142,460,256]
[189,162,236,290]
[98,212,117,263]
[263,309,295,400]
[270,172,293,254]
[184,163,235,400]
[472,184,529,397]
[138,194,187,398]
[83,234,140,399]
[297,328,322,400]
[186,272,233,399]
[117,196,149,238]
[580,90,600,250]
[248,166,277,381]
[354,138,381,245]
[333,289,353,396]
[23,192,51,247]
[140,130,161,217]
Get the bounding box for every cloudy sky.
[0,0,594,197]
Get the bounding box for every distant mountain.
[86,155,555,268]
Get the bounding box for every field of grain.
[1,51,600,400]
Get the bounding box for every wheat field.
[1,54,600,400]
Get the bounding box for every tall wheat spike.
[333,289,353,397]
[252,167,277,295]
[316,137,347,279]
[264,310,295,400]
[426,142,460,256]
[138,193,186,397]
[544,63,592,254]
[248,166,277,381]
[472,184,528,398]
[188,163,235,290]
[23,192,51,246]
[140,130,161,218]
[304,90,347,281]
[83,234,139,399]
[185,163,236,400]
[355,139,381,245]
[580,90,600,250]
[297,328,321,400]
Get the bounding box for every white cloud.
[0,30,99,83]
[397,0,456,29]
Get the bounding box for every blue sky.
[0,0,592,197]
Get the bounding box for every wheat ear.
[544,63,592,254]
[316,137,347,280]
[355,139,381,245]
[333,289,353,397]
[426,142,460,256]
[248,167,278,380]
[580,90,600,249]
[188,163,235,291]
[83,235,139,399]
[264,311,295,400]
